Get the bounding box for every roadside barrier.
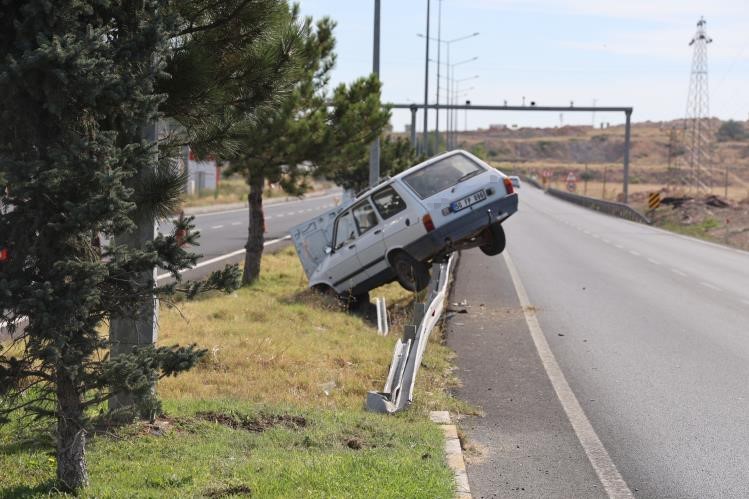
[546,187,652,225]
[366,253,456,413]
[520,175,544,190]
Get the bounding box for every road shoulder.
[446,248,606,498]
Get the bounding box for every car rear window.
[403,154,485,199]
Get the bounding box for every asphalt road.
[155,190,342,280]
[450,185,749,498]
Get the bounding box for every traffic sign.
[566,172,577,192]
[648,192,661,210]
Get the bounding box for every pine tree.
[0,1,235,492]
[227,17,390,284]
[160,0,306,159]
[318,135,422,193]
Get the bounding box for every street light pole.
[417,31,478,152]
[434,0,442,154]
[369,0,381,187]
[422,0,430,155]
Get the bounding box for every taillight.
[503,177,514,194]
[0,247,8,263]
[422,214,435,232]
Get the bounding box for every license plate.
[451,190,486,212]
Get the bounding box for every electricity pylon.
[678,16,714,192]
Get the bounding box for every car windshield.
[403,154,485,199]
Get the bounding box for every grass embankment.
[0,248,463,498]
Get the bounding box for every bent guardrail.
[546,188,652,225]
[366,253,456,414]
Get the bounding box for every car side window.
[334,212,357,250]
[352,200,379,235]
[372,186,407,220]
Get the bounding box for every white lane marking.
[603,239,611,244]
[276,214,284,218]
[742,300,749,306]
[265,216,273,220]
[671,269,687,277]
[286,212,294,216]
[156,236,291,281]
[297,210,305,214]
[231,222,241,226]
[700,282,721,292]
[615,244,624,250]
[647,258,661,265]
[503,252,634,499]
[628,250,641,257]
[211,225,224,230]
[191,192,341,218]
[592,234,600,239]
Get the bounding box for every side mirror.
[325,246,333,255]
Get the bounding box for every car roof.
[349,149,484,204]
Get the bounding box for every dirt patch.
[345,437,363,450]
[195,411,307,433]
[203,485,253,497]
[642,192,749,251]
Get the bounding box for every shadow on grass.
[0,480,58,499]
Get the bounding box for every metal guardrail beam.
[366,253,456,413]
[388,103,633,113]
[546,188,651,225]
[390,102,634,204]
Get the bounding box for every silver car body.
[290,150,519,295]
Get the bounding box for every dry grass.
[158,247,463,414]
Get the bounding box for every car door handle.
[348,244,356,249]
[374,229,382,235]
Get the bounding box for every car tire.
[391,252,430,292]
[479,223,506,256]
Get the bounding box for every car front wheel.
[479,223,506,256]
[391,251,430,292]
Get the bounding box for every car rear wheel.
[391,252,430,292]
[479,223,506,256]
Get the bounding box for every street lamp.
[449,74,478,149]
[446,58,477,148]
[417,31,479,153]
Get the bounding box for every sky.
[297,0,749,132]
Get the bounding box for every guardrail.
[546,188,652,225]
[366,253,457,413]
[520,175,543,190]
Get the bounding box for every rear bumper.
[405,193,518,261]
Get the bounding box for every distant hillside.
[452,119,748,173]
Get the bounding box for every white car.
[291,150,518,302]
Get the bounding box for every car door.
[371,183,422,252]
[326,210,363,292]
[351,199,388,280]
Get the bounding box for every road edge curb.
[430,411,472,499]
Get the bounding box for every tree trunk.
[243,173,265,284]
[56,367,88,492]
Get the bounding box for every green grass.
[660,218,721,240]
[0,401,453,498]
[0,248,460,498]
